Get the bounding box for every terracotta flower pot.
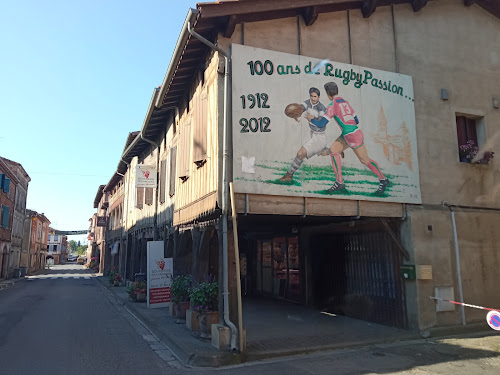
[175,301,190,320]
[198,311,218,338]
[113,280,120,286]
[136,292,146,302]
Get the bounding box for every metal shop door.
[255,236,301,302]
[311,228,407,328]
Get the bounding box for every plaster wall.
[394,1,500,207]
[231,1,500,208]
[409,206,500,329]
[226,0,500,331]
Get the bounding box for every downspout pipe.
[442,201,466,326]
[187,21,238,351]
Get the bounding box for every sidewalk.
[96,275,493,368]
[96,275,237,367]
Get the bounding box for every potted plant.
[459,140,479,163]
[134,281,147,302]
[107,266,119,286]
[189,280,218,338]
[113,273,122,287]
[127,281,147,301]
[171,275,192,320]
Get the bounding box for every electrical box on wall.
[434,286,455,312]
[400,264,416,280]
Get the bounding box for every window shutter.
[193,91,208,162]
[179,121,191,179]
[3,178,10,193]
[169,146,177,197]
[136,188,144,209]
[145,187,153,206]
[0,174,4,190]
[2,206,9,228]
[159,160,166,204]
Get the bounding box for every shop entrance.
[311,222,407,328]
[254,236,301,302]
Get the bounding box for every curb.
[94,276,496,368]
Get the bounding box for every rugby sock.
[287,157,303,176]
[367,160,385,180]
[330,153,344,183]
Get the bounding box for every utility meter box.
[400,264,416,280]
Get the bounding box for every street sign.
[486,311,500,331]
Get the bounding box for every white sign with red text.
[147,241,173,309]
[135,165,157,188]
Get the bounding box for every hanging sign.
[136,165,157,188]
[97,216,107,227]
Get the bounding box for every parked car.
[68,255,78,262]
[76,256,85,265]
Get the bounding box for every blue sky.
[0,1,198,244]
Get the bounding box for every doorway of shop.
[253,236,301,303]
[310,223,407,328]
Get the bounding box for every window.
[456,115,485,163]
[136,187,144,209]
[53,244,58,252]
[145,187,153,206]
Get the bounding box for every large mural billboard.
[232,44,421,204]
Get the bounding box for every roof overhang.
[93,185,106,208]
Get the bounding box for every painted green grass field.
[235,160,420,201]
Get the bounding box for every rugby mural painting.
[232,44,421,204]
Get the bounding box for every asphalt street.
[1,264,499,375]
[0,264,177,375]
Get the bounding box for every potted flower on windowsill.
[171,275,192,320]
[459,140,495,164]
[459,140,479,163]
[189,280,218,338]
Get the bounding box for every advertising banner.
[232,44,421,204]
[135,165,157,188]
[146,241,173,309]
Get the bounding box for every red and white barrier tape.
[430,296,500,312]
